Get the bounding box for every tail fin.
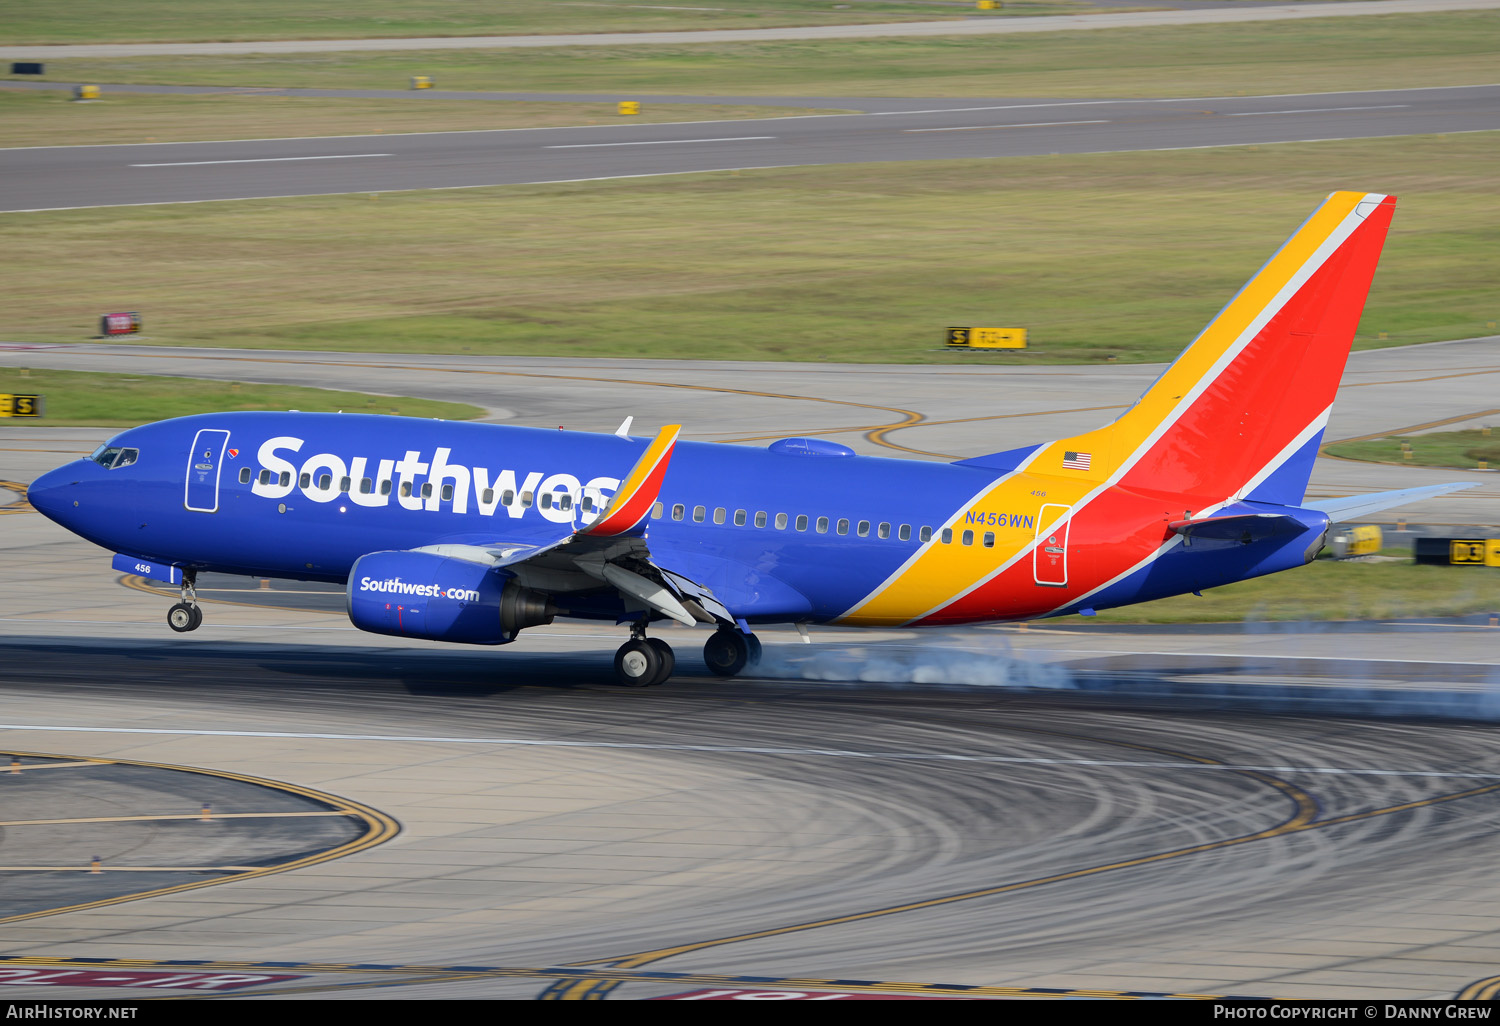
[974,192,1396,507]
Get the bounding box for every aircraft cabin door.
[184,428,231,513]
[1033,503,1071,587]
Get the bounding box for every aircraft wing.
[416,424,734,629]
[1303,482,1479,524]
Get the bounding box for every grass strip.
[0,90,840,148]
[1326,428,1500,470]
[0,368,484,427]
[3,134,1496,363]
[0,0,1002,45]
[1093,556,1500,623]
[20,11,1500,99]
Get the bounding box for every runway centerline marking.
[544,136,774,149]
[1,723,1492,780]
[129,153,392,167]
[1223,104,1411,116]
[905,120,1108,132]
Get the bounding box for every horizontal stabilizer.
[1303,482,1479,524]
[1168,512,1301,542]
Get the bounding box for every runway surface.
[1,337,1499,999]
[4,0,1495,58]
[6,84,1498,211]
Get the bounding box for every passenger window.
[340,477,352,493]
[815,516,828,534]
[795,515,808,532]
[482,487,494,504]
[502,489,515,506]
[835,518,849,535]
[540,492,553,509]
[558,493,572,511]
[962,529,973,546]
[360,478,373,494]
[259,469,272,486]
[652,501,664,519]
[239,468,252,484]
[713,507,726,525]
[983,531,995,548]
[672,503,684,521]
[898,524,911,541]
[380,480,392,496]
[442,484,454,502]
[755,511,767,528]
[581,496,594,512]
[693,505,706,523]
[856,520,869,537]
[521,491,534,508]
[733,510,747,526]
[941,528,953,544]
[877,522,889,539]
[774,513,787,530]
[300,472,312,489]
[280,471,290,487]
[400,481,412,498]
[421,483,433,499]
[919,526,932,542]
[317,474,332,491]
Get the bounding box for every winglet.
[580,424,680,537]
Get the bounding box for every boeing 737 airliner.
[28,192,1474,685]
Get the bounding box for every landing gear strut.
[614,622,674,687]
[166,571,202,633]
[703,627,761,677]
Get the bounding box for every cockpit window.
[88,446,138,469]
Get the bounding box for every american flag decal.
[1062,450,1092,470]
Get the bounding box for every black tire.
[645,638,675,686]
[703,629,749,677]
[746,633,762,667]
[188,605,203,630]
[167,603,198,633]
[614,639,661,688]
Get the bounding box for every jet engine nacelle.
[347,550,554,645]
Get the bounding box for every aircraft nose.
[26,463,82,525]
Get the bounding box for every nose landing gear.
[166,572,202,633]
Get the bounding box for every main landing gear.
[612,624,760,687]
[614,623,674,687]
[703,627,761,677]
[166,572,202,633]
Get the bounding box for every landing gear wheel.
[703,629,756,677]
[645,638,675,686]
[167,602,200,633]
[614,639,662,688]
